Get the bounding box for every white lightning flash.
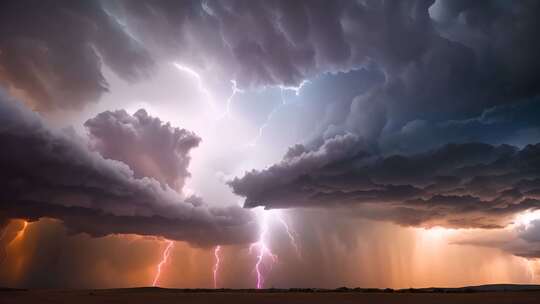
[173,62,244,120]
[220,80,243,119]
[247,80,308,147]
[173,62,217,114]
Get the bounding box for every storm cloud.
[3,0,539,115]
[85,109,200,191]
[0,92,257,246]
[231,137,540,229]
[0,0,153,111]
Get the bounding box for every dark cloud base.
[0,92,257,246]
[231,138,540,229]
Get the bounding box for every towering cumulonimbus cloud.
[0,91,257,246]
[85,109,200,191]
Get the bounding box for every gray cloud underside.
[449,218,540,258]
[0,92,257,246]
[230,133,540,229]
[1,0,539,114]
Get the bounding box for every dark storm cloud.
[230,136,540,229]
[115,0,434,90]
[0,92,257,246]
[0,0,153,111]
[381,97,540,154]
[3,0,539,116]
[85,109,200,191]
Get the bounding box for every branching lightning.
[173,62,217,114]
[173,62,244,120]
[247,80,308,147]
[246,209,304,288]
[249,210,278,289]
[213,245,222,288]
[275,211,301,258]
[152,240,174,287]
[166,66,308,288]
[220,80,243,119]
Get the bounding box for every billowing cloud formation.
[448,216,540,258]
[231,135,540,229]
[0,92,257,246]
[0,0,152,111]
[4,0,539,115]
[85,109,200,191]
[227,0,540,233]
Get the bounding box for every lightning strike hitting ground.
[213,245,222,288]
[249,209,278,289]
[152,240,174,287]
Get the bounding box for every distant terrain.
[1,285,540,304]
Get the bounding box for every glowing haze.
[1,0,540,289]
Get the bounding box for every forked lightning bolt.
[275,211,301,258]
[152,240,174,287]
[247,80,308,147]
[220,80,243,119]
[173,62,243,120]
[173,63,217,114]
[249,210,278,289]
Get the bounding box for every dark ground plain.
[1,286,540,304]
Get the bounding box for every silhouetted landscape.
[2,285,540,304]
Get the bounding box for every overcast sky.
[1,0,540,289]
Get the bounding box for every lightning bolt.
[213,245,222,288]
[152,240,174,287]
[220,80,243,119]
[173,62,217,114]
[173,62,243,121]
[249,209,278,289]
[247,80,308,147]
[275,211,301,258]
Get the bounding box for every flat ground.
[1,289,540,304]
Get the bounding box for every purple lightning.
[249,209,277,289]
[152,240,174,287]
[213,245,222,288]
